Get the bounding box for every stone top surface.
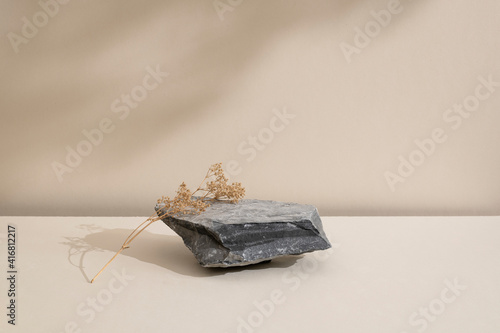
[156,198,320,227]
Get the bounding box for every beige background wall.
[1,0,499,217]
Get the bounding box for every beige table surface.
[0,216,499,333]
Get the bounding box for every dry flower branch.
[90,163,245,283]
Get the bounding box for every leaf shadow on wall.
[2,0,380,215]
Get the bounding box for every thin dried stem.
[91,213,158,283]
[122,213,157,245]
[90,247,125,283]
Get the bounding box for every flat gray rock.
[155,199,331,267]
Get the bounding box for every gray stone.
[155,198,331,267]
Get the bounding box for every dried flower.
[91,163,245,283]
